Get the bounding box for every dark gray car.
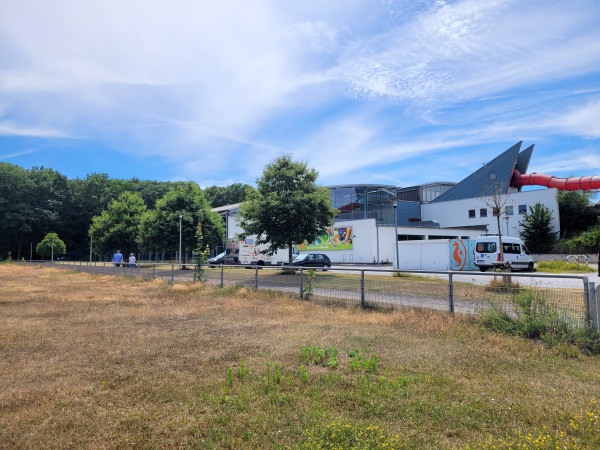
[292,253,331,269]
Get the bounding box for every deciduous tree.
[239,155,338,264]
[137,183,224,261]
[36,232,66,260]
[89,192,147,258]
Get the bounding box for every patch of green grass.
[536,260,595,273]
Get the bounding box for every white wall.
[397,241,451,271]
[421,188,560,238]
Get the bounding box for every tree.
[0,163,36,259]
[518,203,557,253]
[137,183,224,261]
[557,190,599,238]
[238,155,338,264]
[36,232,66,260]
[481,181,512,262]
[204,183,254,208]
[89,192,147,258]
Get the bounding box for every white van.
[474,235,534,272]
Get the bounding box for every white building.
[214,142,563,270]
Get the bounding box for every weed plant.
[481,288,600,354]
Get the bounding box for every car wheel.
[323,263,330,272]
[527,262,534,272]
[479,267,487,272]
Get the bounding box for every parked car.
[207,252,238,266]
[292,253,331,269]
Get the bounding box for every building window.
[468,209,476,218]
[480,208,487,218]
[505,206,514,216]
[518,204,527,214]
[398,235,424,241]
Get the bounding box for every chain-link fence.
[25,260,599,331]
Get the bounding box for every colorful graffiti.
[298,226,353,251]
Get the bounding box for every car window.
[476,242,496,253]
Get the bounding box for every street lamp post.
[393,201,399,269]
[179,213,183,267]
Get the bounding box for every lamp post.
[393,201,399,269]
[179,213,183,267]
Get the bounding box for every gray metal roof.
[431,142,527,202]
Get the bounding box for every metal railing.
[23,260,599,331]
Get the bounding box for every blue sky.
[1,0,600,189]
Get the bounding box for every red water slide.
[511,170,600,191]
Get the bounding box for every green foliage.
[239,155,338,264]
[518,203,557,253]
[301,344,338,368]
[89,191,147,256]
[193,223,211,282]
[557,190,599,239]
[481,289,600,354]
[563,227,600,253]
[304,269,316,298]
[138,183,225,257]
[203,183,254,208]
[348,349,378,373]
[36,232,67,259]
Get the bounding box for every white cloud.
[555,99,600,139]
[0,0,599,185]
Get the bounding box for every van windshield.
[476,242,496,253]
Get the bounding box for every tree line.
[1,159,597,261]
[0,162,251,261]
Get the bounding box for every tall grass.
[481,287,600,355]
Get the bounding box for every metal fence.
[25,260,599,332]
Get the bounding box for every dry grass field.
[1,264,599,449]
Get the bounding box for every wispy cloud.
[0,0,599,185]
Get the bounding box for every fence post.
[448,272,454,314]
[171,265,174,283]
[153,264,156,278]
[300,268,304,299]
[360,270,365,308]
[220,265,224,288]
[589,282,598,332]
[583,277,591,327]
[254,266,259,290]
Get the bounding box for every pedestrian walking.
[112,250,123,267]
[129,253,136,268]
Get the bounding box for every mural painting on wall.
[448,239,477,271]
[298,226,353,251]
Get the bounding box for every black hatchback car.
[292,253,331,269]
